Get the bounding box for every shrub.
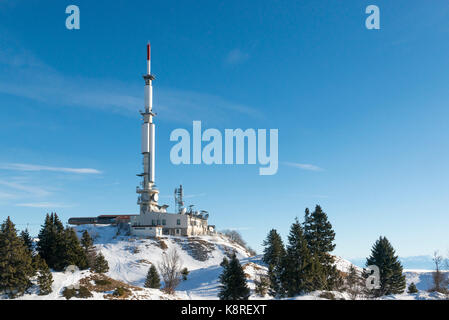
[62,287,77,300]
[408,282,418,294]
[181,267,190,281]
[113,286,130,297]
[62,286,93,299]
[318,291,336,300]
[77,286,93,298]
[94,279,112,286]
[159,240,168,250]
[92,252,109,273]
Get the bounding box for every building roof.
[98,214,138,218]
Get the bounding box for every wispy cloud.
[0,179,52,198]
[157,88,263,125]
[15,202,73,208]
[283,162,324,172]
[0,191,16,199]
[225,49,250,65]
[0,38,261,125]
[0,163,102,174]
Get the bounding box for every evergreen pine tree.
[92,252,109,273]
[407,282,418,294]
[254,273,269,297]
[80,230,93,251]
[0,217,34,298]
[61,227,88,270]
[37,213,66,270]
[220,257,229,268]
[267,263,284,297]
[263,229,287,297]
[303,205,340,290]
[181,267,189,281]
[218,253,250,300]
[35,255,53,295]
[262,229,285,266]
[366,236,406,297]
[20,229,33,253]
[80,230,97,268]
[281,218,315,297]
[144,264,161,289]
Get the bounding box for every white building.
[131,225,163,237]
[130,44,212,238]
[131,211,210,236]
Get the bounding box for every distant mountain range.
[349,255,439,270]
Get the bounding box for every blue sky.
[0,0,449,260]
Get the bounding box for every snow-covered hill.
[8,225,447,300]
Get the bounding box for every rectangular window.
[152,219,155,226]
[177,219,181,225]
[176,229,180,234]
[157,219,161,225]
[162,219,166,226]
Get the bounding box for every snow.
[3,224,447,300]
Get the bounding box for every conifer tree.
[267,263,284,297]
[262,229,286,297]
[92,252,109,273]
[0,217,34,298]
[262,229,285,266]
[218,253,250,300]
[20,229,33,253]
[407,282,418,294]
[80,230,97,268]
[254,273,269,297]
[220,257,229,268]
[61,227,88,271]
[81,230,93,251]
[366,236,406,297]
[303,205,340,290]
[181,267,189,281]
[35,255,53,295]
[145,264,161,289]
[281,218,315,297]
[37,213,66,270]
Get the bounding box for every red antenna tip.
[147,43,151,60]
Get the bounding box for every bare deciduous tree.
[430,251,448,294]
[158,248,182,294]
[222,230,247,247]
[345,265,365,300]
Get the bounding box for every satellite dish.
[181,207,187,214]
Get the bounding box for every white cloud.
[0,39,261,125]
[0,179,51,198]
[15,202,72,208]
[0,163,102,174]
[283,162,324,172]
[225,49,250,65]
[0,191,16,199]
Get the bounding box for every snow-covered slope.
[6,225,447,300]
[15,224,255,300]
[79,225,252,288]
